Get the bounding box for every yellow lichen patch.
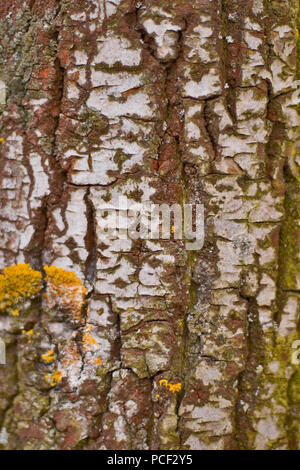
[159,379,168,387]
[159,379,182,394]
[44,266,84,288]
[22,329,34,336]
[41,349,56,364]
[21,329,39,344]
[168,383,182,394]
[44,370,63,388]
[0,137,5,144]
[0,264,42,316]
[10,309,20,317]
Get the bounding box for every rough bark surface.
[0,0,299,450]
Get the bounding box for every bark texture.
[0,0,299,450]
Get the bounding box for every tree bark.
[0,0,299,450]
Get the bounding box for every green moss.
[278,177,300,290]
[260,333,299,446]
[114,278,129,288]
[80,109,109,135]
[288,370,300,404]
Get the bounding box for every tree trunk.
[0,0,299,450]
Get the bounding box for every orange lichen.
[43,266,87,320]
[39,66,52,79]
[83,333,97,346]
[94,357,102,366]
[0,137,5,144]
[44,370,63,387]
[58,342,81,369]
[0,264,42,316]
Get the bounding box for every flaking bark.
[0,0,299,450]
